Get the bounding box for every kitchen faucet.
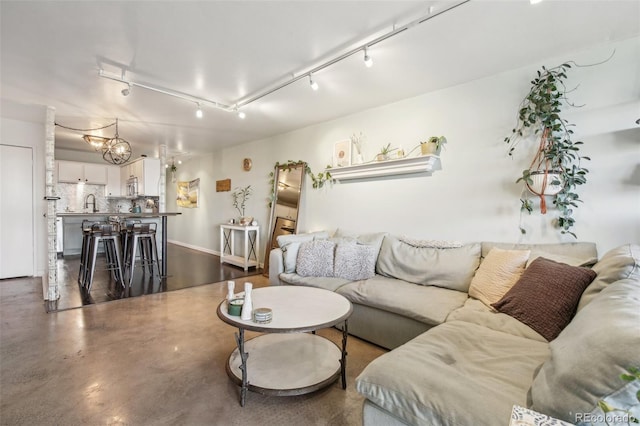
[84,193,98,213]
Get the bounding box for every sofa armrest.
[268,248,285,286]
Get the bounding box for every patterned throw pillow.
[296,240,335,277]
[334,241,377,281]
[492,257,597,341]
[398,236,463,249]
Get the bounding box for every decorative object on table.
[243,158,252,171]
[144,198,156,213]
[176,178,200,208]
[227,281,236,303]
[231,184,252,223]
[376,143,397,161]
[252,307,273,324]
[333,140,351,167]
[505,61,593,238]
[420,136,447,156]
[216,178,231,192]
[251,219,258,226]
[228,299,244,316]
[350,132,365,165]
[240,282,253,320]
[129,201,141,213]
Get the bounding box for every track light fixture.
[363,47,373,68]
[98,2,468,117]
[196,103,203,118]
[309,74,319,91]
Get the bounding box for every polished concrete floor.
[51,243,261,312]
[0,274,386,425]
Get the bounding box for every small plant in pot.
[505,62,590,238]
[376,143,397,161]
[421,136,447,155]
[231,185,253,224]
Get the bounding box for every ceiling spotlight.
[364,47,373,68]
[121,84,131,96]
[196,103,203,118]
[309,74,319,91]
[529,0,543,4]
[237,110,246,119]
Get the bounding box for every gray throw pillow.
[334,241,377,281]
[296,240,335,277]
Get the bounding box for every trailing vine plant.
[505,61,590,238]
[268,160,333,207]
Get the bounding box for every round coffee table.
[217,286,353,406]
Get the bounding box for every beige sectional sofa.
[268,230,640,426]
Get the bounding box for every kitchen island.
[57,212,181,277]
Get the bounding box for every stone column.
[45,106,58,301]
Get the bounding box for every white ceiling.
[1,1,638,161]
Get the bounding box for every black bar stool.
[78,220,102,287]
[85,223,126,291]
[124,222,160,288]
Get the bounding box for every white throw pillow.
[334,241,377,281]
[276,231,328,273]
[468,248,530,307]
[296,240,335,277]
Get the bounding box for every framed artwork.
[176,178,200,208]
[333,140,351,167]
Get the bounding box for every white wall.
[167,37,639,258]
[0,100,48,277]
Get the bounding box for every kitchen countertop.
[56,212,182,218]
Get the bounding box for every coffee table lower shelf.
[225,333,342,396]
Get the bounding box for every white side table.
[219,224,260,271]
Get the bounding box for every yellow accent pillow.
[469,248,531,307]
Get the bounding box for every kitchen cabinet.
[120,157,161,196]
[105,165,121,197]
[57,160,107,184]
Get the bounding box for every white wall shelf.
[327,155,441,182]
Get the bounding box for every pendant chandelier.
[102,118,132,165]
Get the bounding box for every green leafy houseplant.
[505,62,590,238]
[231,185,252,217]
[267,160,332,207]
[597,367,640,425]
[421,136,447,155]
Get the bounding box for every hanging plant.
[267,160,333,207]
[505,62,590,238]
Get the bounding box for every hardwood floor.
[49,243,261,312]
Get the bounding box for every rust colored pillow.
[491,257,597,341]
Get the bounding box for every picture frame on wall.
[333,140,351,167]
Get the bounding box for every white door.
[0,145,34,278]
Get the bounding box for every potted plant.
[376,143,397,161]
[420,136,447,155]
[505,62,590,238]
[231,185,252,224]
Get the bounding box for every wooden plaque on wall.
[216,179,231,192]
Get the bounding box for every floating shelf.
[327,155,441,182]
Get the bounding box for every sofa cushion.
[481,241,598,267]
[334,241,377,281]
[296,240,335,277]
[447,298,546,342]
[492,257,596,341]
[376,235,481,292]
[397,236,463,249]
[336,275,468,326]
[278,273,352,292]
[577,244,639,311]
[332,229,387,257]
[276,231,329,273]
[356,321,549,426]
[468,248,530,307]
[531,278,640,423]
